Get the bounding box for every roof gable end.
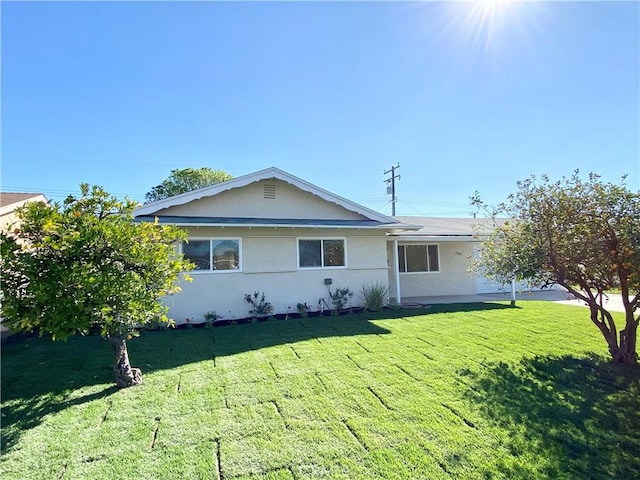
[134,167,397,224]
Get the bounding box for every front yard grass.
[2,301,639,479]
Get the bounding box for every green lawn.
[2,302,639,479]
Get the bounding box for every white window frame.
[181,237,242,273]
[297,237,347,270]
[398,243,440,274]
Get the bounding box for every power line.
[400,197,470,208]
[395,199,471,217]
[1,185,146,202]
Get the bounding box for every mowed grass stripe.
[2,301,638,479]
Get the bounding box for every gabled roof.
[134,167,411,229]
[0,193,45,208]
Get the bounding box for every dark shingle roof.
[391,216,506,237]
[134,215,404,228]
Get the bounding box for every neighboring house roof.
[0,192,48,215]
[134,167,418,232]
[390,216,507,241]
[0,192,45,208]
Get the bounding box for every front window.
[182,239,241,272]
[398,244,439,273]
[299,238,346,268]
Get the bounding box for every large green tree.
[144,167,233,203]
[472,172,639,364]
[0,185,193,387]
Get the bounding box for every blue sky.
[2,1,638,216]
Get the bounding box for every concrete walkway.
[399,289,630,313]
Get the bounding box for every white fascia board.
[133,169,272,216]
[392,235,486,242]
[134,167,398,225]
[386,223,422,234]
[137,220,403,230]
[271,168,397,224]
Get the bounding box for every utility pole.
[384,164,400,216]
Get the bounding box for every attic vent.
[264,183,276,199]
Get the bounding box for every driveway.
[551,291,629,313]
[400,289,630,313]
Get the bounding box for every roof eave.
[148,222,402,230]
[391,234,490,242]
[134,216,408,231]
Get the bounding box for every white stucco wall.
[165,227,390,322]
[157,179,368,221]
[388,241,478,299]
[0,211,22,232]
[0,194,48,335]
[0,195,48,232]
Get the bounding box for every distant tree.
[144,167,233,203]
[0,185,193,387]
[472,172,639,364]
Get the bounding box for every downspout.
[393,239,401,305]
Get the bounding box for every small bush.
[204,311,219,327]
[244,291,274,320]
[296,302,310,317]
[360,281,390,312]
[328,287,353,314]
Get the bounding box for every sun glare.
[470,0,517,45]
[434,0,542,61]
[480,0,514,6]
[406,0,546,79]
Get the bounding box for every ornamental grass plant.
[360,280,390,312]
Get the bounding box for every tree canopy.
[144,167,233,203]
[0,184,193,386]
[472,172,640,364]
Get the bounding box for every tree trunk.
[615,323,638,365]
[588,303,638,366]
[110,335,142,388]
